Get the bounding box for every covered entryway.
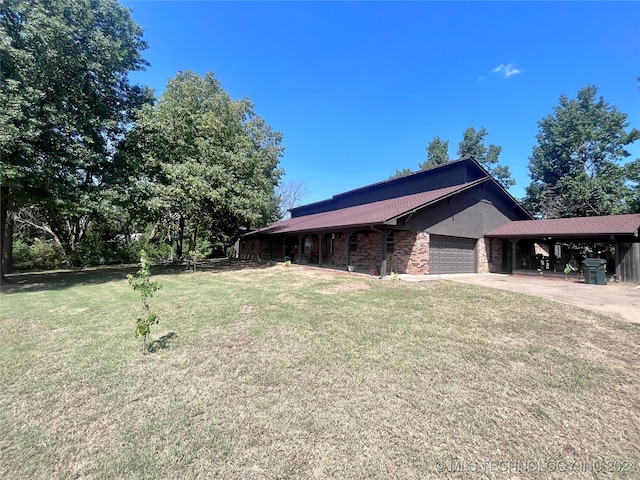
[430,235,477,274]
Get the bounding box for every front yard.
[1,263,639,478]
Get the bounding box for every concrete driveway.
[399,273,640,325]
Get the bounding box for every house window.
[386,231,394,254]
[304,237,312,254]
[349,234,357,252]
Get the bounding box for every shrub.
[13,239,67,270]
[12,239,33,270]
[32,239,67,269]
[141,241,174,263]
[68,231,104,266]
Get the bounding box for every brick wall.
[391,230,430,275]
[409,231,430,274]
[490,238,503,272]
[240,232,505,275]
[391,230,414,274]
[324,232,384,272]
[477,237,503,273]
[333,234,348,267]
[349,232,382,271]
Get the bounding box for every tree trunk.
[189,225,197,254]
[3,212,14,275]
[0,186,10,284]
[146,220,161,244]
[176,214,184,259]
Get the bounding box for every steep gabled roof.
[289,156,492,218]
[319,156,485,202]
[250,179,489,235]
[485,214,640,239]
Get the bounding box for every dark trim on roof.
[289,156,488,216]
[327,155,484,201]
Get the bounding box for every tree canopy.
[420,136,449,170]
[125,71,284,257]
[393,128,514,188]
[524,85,640,218]
[456,127,514,188]
[388,168,415,180]
[0,0,150,279]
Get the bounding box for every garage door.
[430,235,477,274]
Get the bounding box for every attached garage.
[429,235,477,274]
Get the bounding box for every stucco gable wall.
[403,185,524,239]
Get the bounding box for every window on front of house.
[349,234,357,252]
[386,231,394,254]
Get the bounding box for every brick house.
[241,157,531,275]
[241,156,640,282]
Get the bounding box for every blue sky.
[121,1,640,205]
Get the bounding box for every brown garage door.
[430,235,477,274]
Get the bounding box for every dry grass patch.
[317,282,372,295]
[1,264,639,479]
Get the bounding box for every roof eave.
[247,222,390,237]
[485,232,638,239]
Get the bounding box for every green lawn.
[1,262,639,479]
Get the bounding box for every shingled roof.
[250,179,489,235]
[485,213,640,239]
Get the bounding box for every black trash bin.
[582,258,607,285]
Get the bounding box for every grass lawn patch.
[1,263,639,479]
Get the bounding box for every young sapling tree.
[128,251,162,353]
[188,249,203,272]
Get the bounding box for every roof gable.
[252,181,485,235]
[290,156,490,218]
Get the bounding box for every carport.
[485,213,640,283]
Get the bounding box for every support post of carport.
[345,231,353,269]
[614,240,622,282]
[317,233,325,268]
[297,235,304,264]
[380,227,388,277]
[511,238,519,273]
[548,240,556,272]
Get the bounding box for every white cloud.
[478,63,522,82]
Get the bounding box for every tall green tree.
[0,0,149,280]
[624,160,640,212]
[524,85,640,218]
[388,168,414,180]
[127,71,283,258]
[392,129,513,185]
[420,136,450,169]
[457,127,515,188]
